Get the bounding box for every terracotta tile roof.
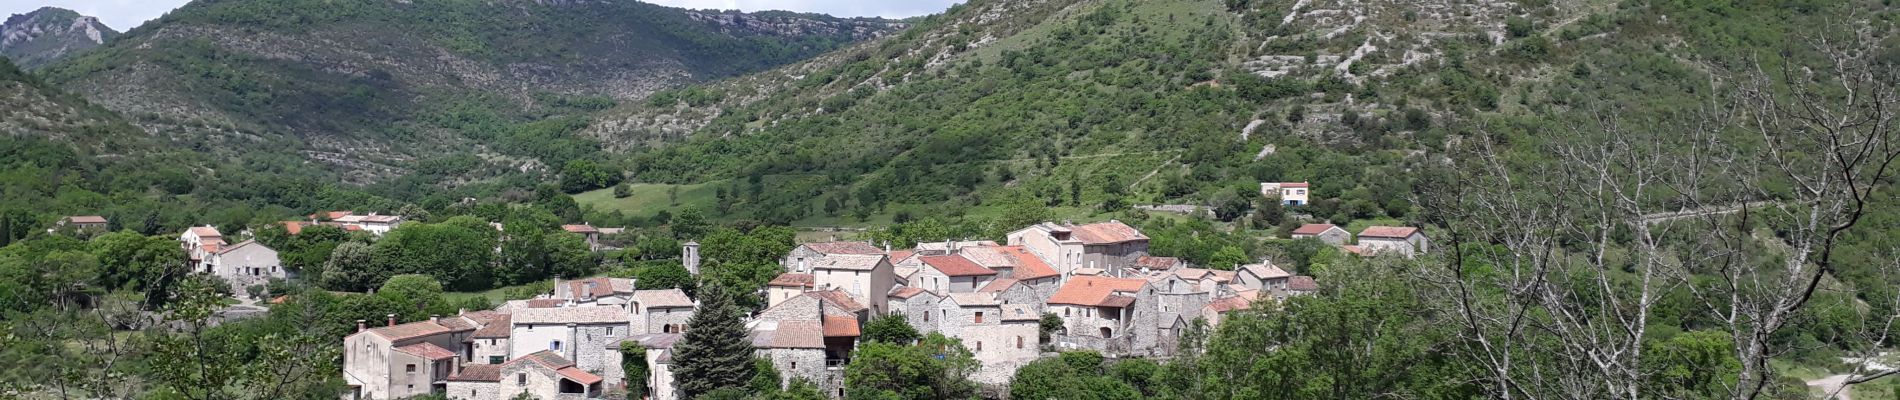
[67,215,107,224]
[1047,276,1148,307]
[889,286,929,300]
[1210,270,1236,283]
[1206,296,1254,313]
[562,277,624,299]
[472,314,512,338]
[1133,256,1184,270]
[1000,246,1059,280]
[1070,221,1147,244]
[887,250,916,263]
[1358,226,1422,239]
[1072,267,1104,276]
[367,321,453,341]
[314,211,353,220]
[525,299,564,308]
[280,221,306,235]
[561,224,600,234]
[920,255,996,277]
[1099,296,1137,308]
[189,226,222,237]
[449,364,503,382]
[632,333,684,349]
[806,290,866,313]
[769,273,817,288]
[342,225,363,232]
[361,215,402,223]
[977,278,1018,293]
[956,246,1015,268]
[916,240,998,253]
[947,292,1000,307]
[1001,304,1039,321]
[513,306,630,325]
[215,239,269,255]
[893,266,919,281]
[557,366,604,385]
[1291,224,1339,236]
[633,289,695,308]
[811,254,887,271]
[1339,245,1365,255]
[802,241,884,255]
[513,350,577,370]
[334,215,368,223]
[394,342,457,360]
[755,320,826,349]
[822,316,861,337]
[437,315,480,331]
[1240,263,1290,280]
[1287,276,1319,291]
[1174,268,1215,281]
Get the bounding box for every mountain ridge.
[0,7,118,69]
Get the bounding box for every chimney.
[584,281,598,300]
[566,323,579,361]
[430,315,440,325]
[386,314,397,327]
[883,241,891,253]
[356,319,367,333]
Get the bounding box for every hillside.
[0,7,117,69]
[36,0,902,182]
[582,0,1877,227]
[0,56,139,145]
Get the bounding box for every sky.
[1,0,961,31]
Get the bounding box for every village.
[53,181,1431,400]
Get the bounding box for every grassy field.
[574,181,723,218]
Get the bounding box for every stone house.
[914,239,999,256]
[888,287,942,333]
[1259,182,1312,205]
[1131,255,1186,272]
[342,316,478,400]
[1045,276,1160,356]
[179,225,224,271]
[752,291,864,397]
[467,314,512,365]
[1357,226,1429,257]
[782,241,884,272]
[474,351,605,400]
[1006,221,1150,276]
[1200,295,1255,330]
[561,224,603,251]
[508,306,633,386]
[444,364,503,400]
[914,255,997,294]
[1289,223,1349,245]
[767,273,817,308]
[935,293,1038,386]
[203,240,285,295]
[803,253,895,315]
[627,333,685,400]
[52,215,108,233]
[552,277,635,307]
[1235,263,1292,292]
[629,289,695,335]
[1282,276,1319,298]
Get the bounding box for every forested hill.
[582,0,1885,227]
[0,7,117,70]
[32,0,902,182]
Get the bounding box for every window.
[791,361,797,369]
[490,356,504,364]
[550,340,562,351]
[1063,308,1071,317]
[517,373,527,385]
[406,364,416,373]
[976,341,983,351]
[923,312,930,322]
[974,312,984,323]
[1017,336,1024,349]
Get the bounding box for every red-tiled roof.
[280,221,307,235]
[1206,296,1253,313]
[557,366,604,385]
[633,289,695,308]
[806,290,866,313]
[757,320,826,349]
[561,224,599,234]
[473,314,512,338]
[889,286,929,300]
[920,255,996,277]
[1358,226,1421,239]
[313,211,353,220]
[367,321,452,341]
[394,342,457,360]
[887,250,916,263]
[769,273,816,288]
[216,239,268,255]
[1240,264,1290,280]
[978,278,1019,293]
[1070,221,1147,244]
[190,226,222,237]
[342,225,363,232]
[67,215,107,224]
[1277,182,1310,188]
[1287,276,1319,291]
[562,277,620,299]
[1291,224,1339,236]
[802,241,884,255]
[1133,256,1183,270]
[525,299,563,308]
[1002,246,1060,280]
[1047,276,1148,307]
[512,350,577,370]
[822,316,860,337]
[810,254,886,271]
[449,364,503,382]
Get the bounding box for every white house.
[1289,223,1349,245]
[1260,182,1312,205]
[205,240,285,295]
[1357,226,1428,258]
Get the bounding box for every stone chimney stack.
[386,314,396,327]
[883,241,891,253]
[566,323,579,361]
[683,241,701,276]
[356,320,367,333]
[429,315,439,325]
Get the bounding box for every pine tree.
[671,283,755,397]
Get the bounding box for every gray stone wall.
[469,337,510,365]
[758,296,820,322]
[639,306,694,335]
[898,292,942,333]
[571,324,629,385]
[935,303,1000,338]
[761,348,836,397]
[445,381,501,400]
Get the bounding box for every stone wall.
[445,381,501,400]
[571,325,629,385]
[761,348,836,396]
[638,306,693,335]
[897,292,942,333]
[469,337,510,364]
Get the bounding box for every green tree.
[620,342,650,399]
[861,315,921,344]
[372,217,497,290]
[632,262,697,295]
[320,241,380,292]
[377,274,452,322]
[671,284,755,397]
[844,333,979,400]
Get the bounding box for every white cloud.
[1,0,959,32]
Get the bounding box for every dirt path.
[1809,374,1852,400]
